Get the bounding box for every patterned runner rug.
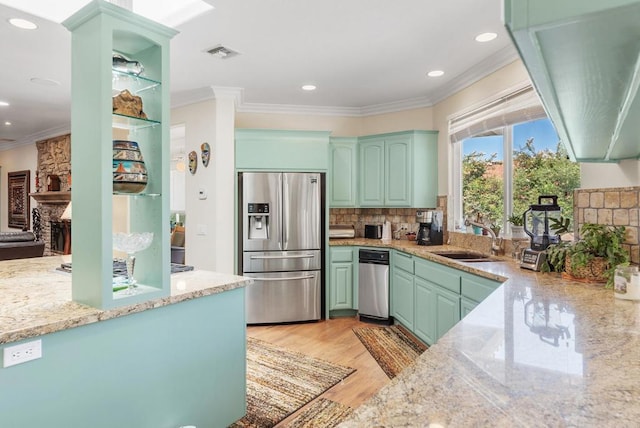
[230,337,356,428]
[284,398,353,428]
[352,325,427,379]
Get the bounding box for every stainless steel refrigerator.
[238,172,324,324]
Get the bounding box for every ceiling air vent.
[206,45,239,59]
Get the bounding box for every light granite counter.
[0,255,251,345]
[333,238,640,427]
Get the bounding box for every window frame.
[448,84,548,236]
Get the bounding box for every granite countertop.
[333,238,640,426]
[0,256,251,345]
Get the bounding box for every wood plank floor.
[246,316,391,426]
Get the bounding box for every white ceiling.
[0,0,518,149]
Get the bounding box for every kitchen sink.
[432,251,505,262]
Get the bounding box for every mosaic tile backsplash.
[329,196,448,241]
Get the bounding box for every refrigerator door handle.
[251,275,315,282]
[250,254,315,260]
[282,173,288,250]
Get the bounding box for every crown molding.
[171,47,520,117]
[428,46,520,105]
[0,124,70,152]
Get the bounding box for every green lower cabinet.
[461,297,479,318]
[392,268,414,330]
[433,286,461,340]
[414,277,436,344]
[330,262,354,310]
[392,251,502,346]
[329,247,356,313]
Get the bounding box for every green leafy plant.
[543,223,629,287]
[549,215,571,235]
[507,213,524,226]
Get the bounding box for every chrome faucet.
[464,219,504,256]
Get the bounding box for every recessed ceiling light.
[8,18,38,29]
[30,77,61,86]
[302,85,317,91]
[0,101,9,107]
[475,32,497,42]
[4,121,11,126]
[427,70,444,78]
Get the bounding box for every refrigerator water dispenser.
[247,203,269,240]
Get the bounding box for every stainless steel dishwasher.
[358,249,391,324]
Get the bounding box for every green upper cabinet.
[358,139,385,206]
[63,0,177,309]
[504,0,640,161]
[235,129,330,171]
[329,138,358,207]
[358,131,438,207]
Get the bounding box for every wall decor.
[8,170,30,229]
[188,150,198,174]
[201,142,211,167]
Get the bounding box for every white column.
[211,87,240,273]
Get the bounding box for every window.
[449,86,580,235]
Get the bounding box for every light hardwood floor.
[246,316,391,426]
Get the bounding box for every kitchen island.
[333,238,640,427]
[0,256,251,428]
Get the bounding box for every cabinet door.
[461,297,478,319]
[384,136,412,206]
[434,286,461,341]
[414,277,436,345]
[329,140,357,207]
[358,140,385,206]
[330,262,354,310]
[392,268,414,330]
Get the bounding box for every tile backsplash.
[574,186,639,264]
[330,196,448,240]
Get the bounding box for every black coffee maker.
[416,210,443,246]
[417,222,431,245]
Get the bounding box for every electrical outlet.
[3,339,42,368]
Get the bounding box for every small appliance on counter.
[365,224,382,239]
[416,210,443,246]
[329,224,355,239]
[520,195,562,271]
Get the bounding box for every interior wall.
[171,99,218,270]
[0,144,38,231]
[359,107,434,135]
[580,160,640,188]
[235,111,362,136]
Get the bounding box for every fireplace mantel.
[30,191,71,204]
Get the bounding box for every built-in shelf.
[30,191,71,204]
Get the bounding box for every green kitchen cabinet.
[358,139,385,206]
[329,247,356,312]
[391,251,415,330]
[358,131,438,208]
[433,285,461,340]
[414,276,436,345]
[329,137,358,207]
[63,1,177,309]
[414,257,461,344]
[461,297,479,318]
[235,129,330,171]
[460,274,502,314]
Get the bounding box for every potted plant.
[544,223,629,287]
[508,213,525,238]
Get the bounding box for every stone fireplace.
[31,134,71,256]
